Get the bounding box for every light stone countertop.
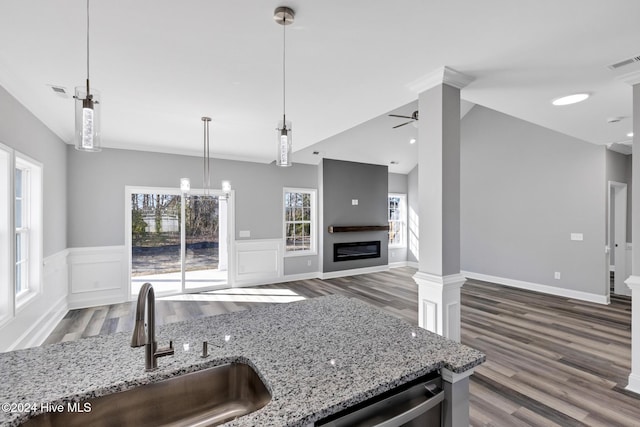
[0,294,485,426]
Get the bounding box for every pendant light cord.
[86,0,90,94]
[282,17,286,122]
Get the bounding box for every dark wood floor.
[44,268,639,426]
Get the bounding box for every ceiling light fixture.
[628,132,634,138]
[74,0,101,152]
[409,138,416,144]
[274,6,295,167]
[200,117,231,198]
[551,93,589,106]
[202,117,212,194]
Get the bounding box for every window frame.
[13,154,42,310]
[388,193,407,248]
[0,143,12,326]
[282,187,317,257]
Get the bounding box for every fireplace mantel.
[328,225,389,233]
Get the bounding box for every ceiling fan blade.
[389,114,413,119]
[393,121,412,129]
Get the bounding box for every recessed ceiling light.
[551,93,589,106]
[409,138,416,144]
[628,132,634,138]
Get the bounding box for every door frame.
[125,186,235,299]
[607,181,629,297]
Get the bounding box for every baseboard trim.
[8,295,68,350]
[321,265,388,280]
[282,272,321,282]
[461,270,608,305]
[389,261,419,269]
[627,373,640,395]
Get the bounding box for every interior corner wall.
[323,159,388,272]
[0,85,68,351]
[0,86,67,256]
[460,105,607,297]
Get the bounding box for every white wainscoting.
[67,246,128,309]
[462,270,608,305]
[234,239,283,287]
[1,249,69,351]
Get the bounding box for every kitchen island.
[0,294,484,426]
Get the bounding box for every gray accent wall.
[0,86,67,257]
[323,159,389,272]
[461,105,607,296]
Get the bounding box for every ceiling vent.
[608,55,640,70]
[48,85,69,98]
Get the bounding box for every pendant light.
[200,117,232,197]
[74,0,101,152]
[274,6,295,167]
[202,117,212,195]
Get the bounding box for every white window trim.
[0,142,13,326]
[14,153,43,310]
[283,187,317,257]
[388,193,407,249]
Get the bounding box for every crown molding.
[408,66,475,93]
[617,70,640,86]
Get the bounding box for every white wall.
[460,105,608,301]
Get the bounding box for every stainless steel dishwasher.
[315,372,444,427]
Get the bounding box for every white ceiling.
[0,0,638,173]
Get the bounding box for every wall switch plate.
[554,272,561,280]
[352,199,358,206]
[570,233,583,241]
[239,230,250,238]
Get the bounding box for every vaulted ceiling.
[1,0,638,173]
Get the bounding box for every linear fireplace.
[334,241,381,262]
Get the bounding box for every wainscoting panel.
[67,246,128,309]
[234,239,283,286]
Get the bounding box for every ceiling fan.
[389,110,419,129]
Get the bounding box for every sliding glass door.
[184,194,228,290]
[128,188,229,297]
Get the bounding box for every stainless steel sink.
[22,362,271,427]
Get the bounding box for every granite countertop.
[0,295,485,426]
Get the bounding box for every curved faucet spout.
[131,283,173,371]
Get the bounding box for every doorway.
[608,181,630,297]
[126,187,233,298]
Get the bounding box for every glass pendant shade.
[221,180,232,194]
[74,86,101,151]
[276,119,292,167]
[180,178,190,193]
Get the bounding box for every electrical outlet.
[554,272,561,280]
[307,260,312,267]
[352,199,359,206]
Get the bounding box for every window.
[388,194,407,247]
[14,155,42,307]
[15,167,28,295]
[283,188,316,255]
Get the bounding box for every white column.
[622,73,640,394]
[218,196,228,271]
[412,67,473,342]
